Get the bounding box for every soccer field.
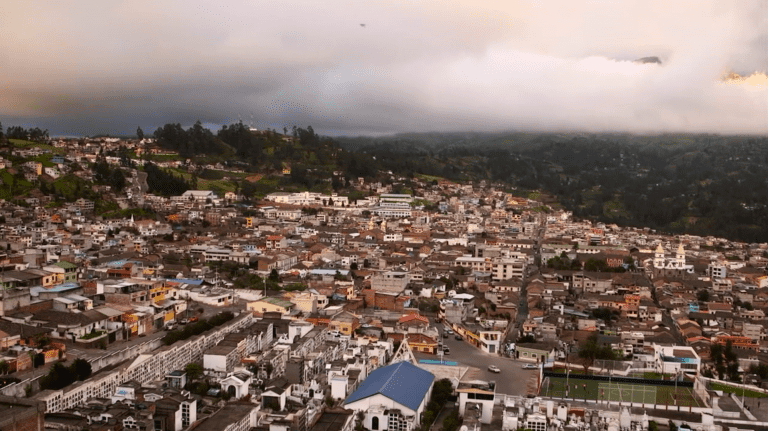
[541,377,702,407]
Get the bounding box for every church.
[651,243,694,279]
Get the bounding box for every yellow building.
[329,311,360,336]
[247,297,295,315]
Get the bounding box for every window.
[372,417,379,430]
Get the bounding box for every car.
[522,363,538,369]
[179,319,188,325]
[188,316,198,323]
[488,365,501,373]
[445,329,453,335]
[443,348,450,354]
[443,332,449,338]
[455,335,462,340]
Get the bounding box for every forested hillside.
[337,133,768,242]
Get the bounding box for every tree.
[696,289,710,302]
[709,341,739,380]
[72,358,92,381]
[442,410,461,431]
[578,333,619,373]
[269,269,280,282]
[136,126,144,141]
[184,362,204,380]
[36,335,50,349]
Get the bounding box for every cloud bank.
[0,0,766,136]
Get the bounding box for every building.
[0,395,45,430]
[343,361,435,431]
[174,190,219,203]
[195,402,259,431]
[247,297,295,316]
[329,311,360,336]
[456,380,496,424]
[653,345,701,374]
[515,342,557,364]
[651,244,693,279]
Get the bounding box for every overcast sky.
[1,0,766,137]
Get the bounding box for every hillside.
[337,132,768,242]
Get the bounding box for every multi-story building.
[653,345,701,374]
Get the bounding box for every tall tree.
[136,126,144,141]
[578,333,619,373]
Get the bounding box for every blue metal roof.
[166,279,204,285]
[344,361,434,411]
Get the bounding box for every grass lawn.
[708,382,768,398]
[167,168,236,196]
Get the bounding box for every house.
[456,380,496,424]
[43,260,79,284]
[515,342,557,363]
[247,297,295,316]
[329,311,360,336]
[403,333,439,354]
[343,361,435,430]
[397,313,430,333]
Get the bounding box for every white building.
[265,191,349,207]
[343,361,435,431]
[172,190,219,203]
[654,344,700,375]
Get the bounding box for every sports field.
[541,377,702,407]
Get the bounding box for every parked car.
[455,334,462,340]
[488,365,501,373]
[179,319,188,325]
[443,347,450,355]
[188,316,198,323]
[522,363,538,369]
[443,332,449,338]
[446,329,454,335]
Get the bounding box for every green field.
[542,377,702,407]
[708,382,768,398]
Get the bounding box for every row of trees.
[153,121,222,158]
[39,358,92,390]
[162,311,235,345]
[4,124,49,142]
[93,160,127,192]
[418,378,455,431]
[144,162,191,196]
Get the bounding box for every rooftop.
[344,361,434,411]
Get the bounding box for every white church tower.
[654,244,665,268]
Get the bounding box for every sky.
[1,0,767,137]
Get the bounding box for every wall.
[18,299,53,314]
[27,313,254,413]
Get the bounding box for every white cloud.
[0,0,765,135]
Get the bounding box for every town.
[0,135,766,431]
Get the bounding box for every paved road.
[416,328,538,396]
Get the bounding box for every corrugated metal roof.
[343,361,434,411]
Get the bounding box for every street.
[415,327,538,396]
